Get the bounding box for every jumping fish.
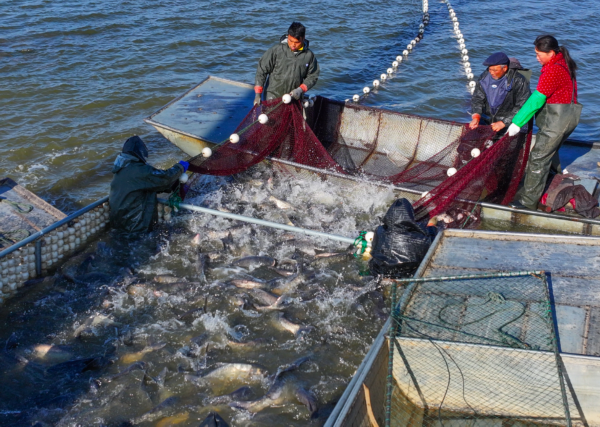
[269,195,294,210]
[120,342,166,364]
[274,313,314,337]
[30,344,73,364]
[232,256,276,269]
[73,314,118,338]
[196,252,208,283]
[187,363,268,384]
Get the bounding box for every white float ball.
[353,94,360,102]
[467,73,474,79]
[282,94,292,104]
[396,55,403,62]
[380,74,387,80]
[464,62,471,68]
[459,37,464,43]
[403,50,409,56]
[179,173,189,184]
[392,61,399,67]
[463,56,469,62]
[411,40,416,46]
[303,99,310,108]
[459,43,466,49]
[471,148,481,158]
[419,28,424,34]
[454,22,460,28]
[230,133,240,143]
[461,49,468,55]
[365,231,375,243]
[419,23,424,29]
[450,11,456,17]
[373,79,380,87]
[202,147,212,157]
[469,81,476,88]
[387,68,393,74]
[258,113,269,124]
[363,87,370,94]
[455,30,461,35]
[465,67,472,74]
[452,17,458,22]
[447,167,457,177]
[407,45,412,51]
[470,87,475,94]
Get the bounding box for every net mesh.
[385,272,586,427]
[185,96,532,227]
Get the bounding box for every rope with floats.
[443,0,476,94]
[346,0,430,103]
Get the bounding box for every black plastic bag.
[369,199,434,278]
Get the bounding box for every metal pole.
[160,199,356,245]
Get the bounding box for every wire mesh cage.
[385,272,587,427]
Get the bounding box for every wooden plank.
[362,384,380,427]
[430,237,600,277]
[586,307,600,357]
[555,305,587,354]
[562,354,600,425]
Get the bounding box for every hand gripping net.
[184,96,532,228]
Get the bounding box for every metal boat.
[145,76,600,235]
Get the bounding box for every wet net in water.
[185,97,532,227]
[385,272,587,427]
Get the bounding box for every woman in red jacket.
[507,35,582,210]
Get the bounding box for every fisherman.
[507,35,582,210]
[469,52,531,133]
[254,22,320,104]
[109,136,188,233]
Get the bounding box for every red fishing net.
[185,96,532,228]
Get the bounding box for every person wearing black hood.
[109,136,188,233]
[469,52,531,134]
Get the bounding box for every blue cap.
[483,52,510,66]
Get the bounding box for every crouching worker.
[109,136,189,233]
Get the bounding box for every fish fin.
[295,387,319,415]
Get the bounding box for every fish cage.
[384,272,587,427]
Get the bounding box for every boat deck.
[326,229,600,427]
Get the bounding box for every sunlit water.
[1,0,598,425]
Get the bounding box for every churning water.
[1,0,599,425]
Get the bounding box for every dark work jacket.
[255,36,320,100]
[109,154,183,233]
[471,68,531,127]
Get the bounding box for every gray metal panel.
[145,76,255,145]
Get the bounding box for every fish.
[155,412,189,427]
[199,411,229,427]
[205,386,253,405]
[268,259,297,277]
[153,275,182,284]
[103,361,146,383]
[196,252,208,283]
[232,255,276,269]
[247,288,278,306]
[230,373,317,415]
[132,396,180,424]
[228,277,267,289]
[73,314,118,338]
[189,363,268,383]
[269,195,294,210]
[192,234,202,245]
[226,338,271,349]
[45,355,113,375]
[30,344,73,364]
[274,313,315,337]
[120,342,166,364]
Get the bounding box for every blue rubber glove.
[178,161,189,172]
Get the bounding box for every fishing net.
[384,272,587,427]
[184,97,532,227]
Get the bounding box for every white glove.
[507,123,520,137]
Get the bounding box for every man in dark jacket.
[109,136,188,233]
[254,22,320,104]
[470,52,530,134]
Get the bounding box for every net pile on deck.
[185,97,532,228]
